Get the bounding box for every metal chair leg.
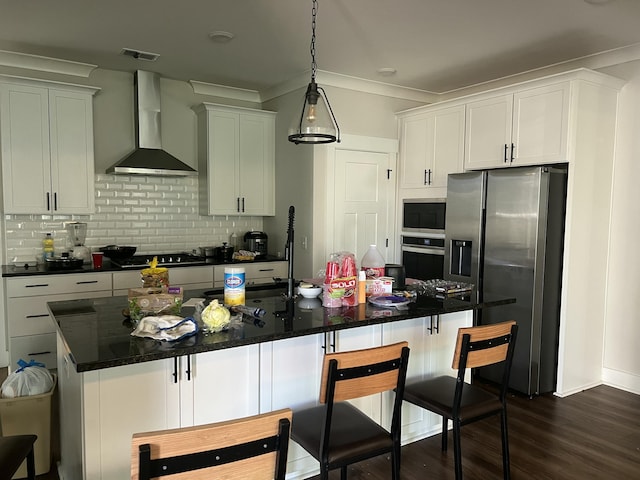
[340,465,347,480]
[501,409,511,480]
[453,419,463,480]
[26,445,36,480]
[442,416,449,451]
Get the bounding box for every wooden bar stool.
[403,321,518,480]
[0,434,37,480]
[131,409,292,480]
[291,341,410,480]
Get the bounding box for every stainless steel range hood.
[106,70,197,176]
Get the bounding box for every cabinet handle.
[76,280,99,285]
[54,192,58,211]
[26,314,50,319]
[242,197,245,212]
[46,192,51,211]
[423,169,428,185]
[504,144,509,163]
[434,314,440,334]
[186,355,192,381]
[259,268,275,272]
[26,284,50,288]
[427,169,432,185]
[237,197,240,212]
[28,351,51,356]
[172,357,178,383]
[510,143,515,163]
[427,316,434,335]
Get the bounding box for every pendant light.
[288,0,340,144]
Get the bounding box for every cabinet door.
[512,82,569,165]
[399,113,431,189]
[0,83,51,213]
[49,89,95,214]
[83,359,180,480]
[239,113,275,215]
[431,105,465,187]
[205,110,239,215]
[464,94,513,170]
[189,346,260,426]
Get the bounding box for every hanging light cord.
[310,0,318,82]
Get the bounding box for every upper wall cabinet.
[194,103,276,216]
[397,104,464,194]
[464,82,570,170]
[0,78,99,214]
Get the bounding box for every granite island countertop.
[49,286,515,373]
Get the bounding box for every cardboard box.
[365,277,394,297]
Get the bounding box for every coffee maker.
[66,222,91,264]
[244,231,268,258]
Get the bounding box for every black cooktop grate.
[111,253,206,269]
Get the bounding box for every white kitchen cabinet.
[0,77,99,214]
[5,273,112,369]
[213,261,287,287]
[112,266,214,296]
[58,341,260,480]
[194,103,276,216]
[464,82,569,170]
[398,104,465,194]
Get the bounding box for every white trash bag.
[1,359,54,398]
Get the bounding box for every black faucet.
[285,205,295,299]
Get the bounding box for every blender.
[66,222,91,264]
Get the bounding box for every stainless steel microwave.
[402,198,446,233]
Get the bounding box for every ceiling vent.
[120,48,160,62]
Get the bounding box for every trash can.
[0,374,56,478]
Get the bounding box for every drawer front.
[7,290,111,337]
[10,333,57,370]
[113,267,214,291]
[6,272,112,297]
[214,262,287,286]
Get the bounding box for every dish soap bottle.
[42,233,54,260]
[361,244,385,280]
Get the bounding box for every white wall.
[601,62,640,394]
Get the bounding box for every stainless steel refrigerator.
[444,166,567,396]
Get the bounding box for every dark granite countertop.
[2,255,285,277]
[48,286,515,373]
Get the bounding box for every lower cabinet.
[6,273,112,369]
[57,340,260,480]
[55,311,472,480]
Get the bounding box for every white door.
[326,135,398,265]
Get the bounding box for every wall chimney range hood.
[106,70,197,176]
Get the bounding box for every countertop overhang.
[48,286,515,373]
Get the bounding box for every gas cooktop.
[111,253,206,269]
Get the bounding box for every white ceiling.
[1,0,639,95]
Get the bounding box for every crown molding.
[0,50,97,77]
[260,69,439,103]
[189,80,261,103]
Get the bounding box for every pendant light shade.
[288,0,340,145]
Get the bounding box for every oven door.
[401,244,444,281]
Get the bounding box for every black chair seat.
[0,434,37,480]
[292,402,393,467]
[404,376,503,423]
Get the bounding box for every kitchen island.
[50,287,514,480]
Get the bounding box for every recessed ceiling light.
[377,67,397,76]
[208,31,235,43]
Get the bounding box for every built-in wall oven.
[401,198,446,281]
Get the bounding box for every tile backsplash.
[3,174,263,263]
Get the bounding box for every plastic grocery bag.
[1,359,54,398]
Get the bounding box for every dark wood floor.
[308,383,640,480]
[25,381,640,479]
